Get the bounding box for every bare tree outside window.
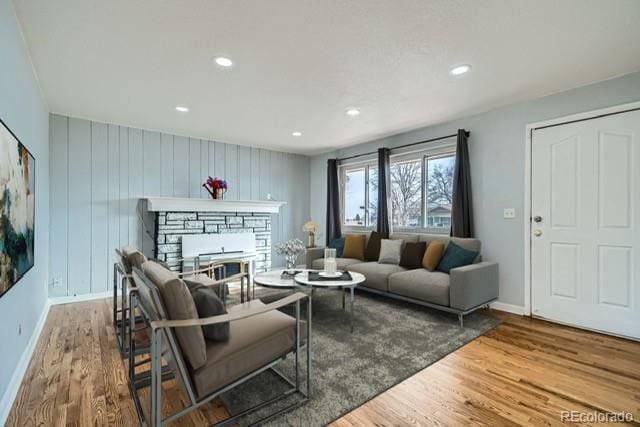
[426,156,455,229]
[390,159,422,227]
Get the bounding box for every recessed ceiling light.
[450,64,471,76]
[175,105,189,113]
[292,131,302,137]
[214,56,234,67]
[346,108,360,116]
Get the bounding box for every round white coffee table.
[294,271,365,332]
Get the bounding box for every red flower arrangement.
[203,176,228,199]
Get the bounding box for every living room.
[1,0,639,426]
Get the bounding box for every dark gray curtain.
[451,129,474,237]
[326,159,342,245]
[377,148,391,237]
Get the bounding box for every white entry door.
[531,109,640,339]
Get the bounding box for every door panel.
[531,109,640,339]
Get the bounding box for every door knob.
[533,215,542,223]
[533,229,542,237]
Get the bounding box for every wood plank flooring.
[7,300,640,426]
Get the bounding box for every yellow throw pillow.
[422,240,445,271]
[342,234,366,260]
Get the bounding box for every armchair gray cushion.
[191,300,300,398]
[388,269,450,306]
[449,262,499,311]
[121,246,147,273]
[142,261,207,370]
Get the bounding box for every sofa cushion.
[437,241,479,273]
[378,239,403,265]
[186,281,229,342]
[142,261,207,370]
[450,237,481,254]
[192,301,298,397]
[343,234,366,260]
[390,233,419,243]
[399,242,426,269]
[422,240,445,271]
[347,262,406,292]
[364,231,384,262]
[184,274,224,297]
[311,257,363,270]
[328,238,345,257]
[389,269,450,306]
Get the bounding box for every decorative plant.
[275,239,306,272]
[203,176,228,199]
[302,220,320,248]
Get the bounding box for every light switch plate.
[503,208,516,219]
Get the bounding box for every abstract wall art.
[0,119,35,298]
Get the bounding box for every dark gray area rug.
[221,287,500,426]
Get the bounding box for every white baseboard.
[0,299,51,425]
[49,291,110,306]
[490,301,526,316]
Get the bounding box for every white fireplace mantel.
[142,197,286,213]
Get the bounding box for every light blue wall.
[0,0,50,417]
[310,71,640,308]
[48,115,311,297]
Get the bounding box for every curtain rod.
[337,130,470,163]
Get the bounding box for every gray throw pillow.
[186,281,229,342]
[378,239,403,264]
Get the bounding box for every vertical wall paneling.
[173,136,189,197]
[251,147,260,200]
[143,131,161,253]
[90,122,109,293]
[67,118,92,295]
[49,116,310,296]
[199,140,209,198]
[189,138,201,198]
[214,141,226,182]
[128,128,143,249]
[160,133,174,197]
[118,126,129,248]
[238,146,251,199]
[259,149,270,201]
[225,143,238,200]
[49,115,68,297]
[107,124,120,289]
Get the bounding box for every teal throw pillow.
[328,238,345,258]
[436,241,478,273]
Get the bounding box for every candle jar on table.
[324,248,337,274]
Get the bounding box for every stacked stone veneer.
[154,211,271,272]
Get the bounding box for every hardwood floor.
[7,300,640,426]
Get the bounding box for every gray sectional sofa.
[306,232,498,326]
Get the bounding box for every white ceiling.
[13,0,640,155]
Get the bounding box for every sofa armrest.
[449,262,499,311]
[305,247,325,268]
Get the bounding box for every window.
[343,167,366,225]
[340,148,455,233]
[390,158,422,228]
[425,154,455,231]
[341,161,377,228]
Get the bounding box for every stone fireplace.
[140,197,286,272]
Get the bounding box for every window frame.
[339,158,378,231]
[338,142,456,234]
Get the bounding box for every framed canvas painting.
[0,118,35,298]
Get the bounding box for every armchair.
[129,262,312,426]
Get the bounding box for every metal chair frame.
[129,267,312,427]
